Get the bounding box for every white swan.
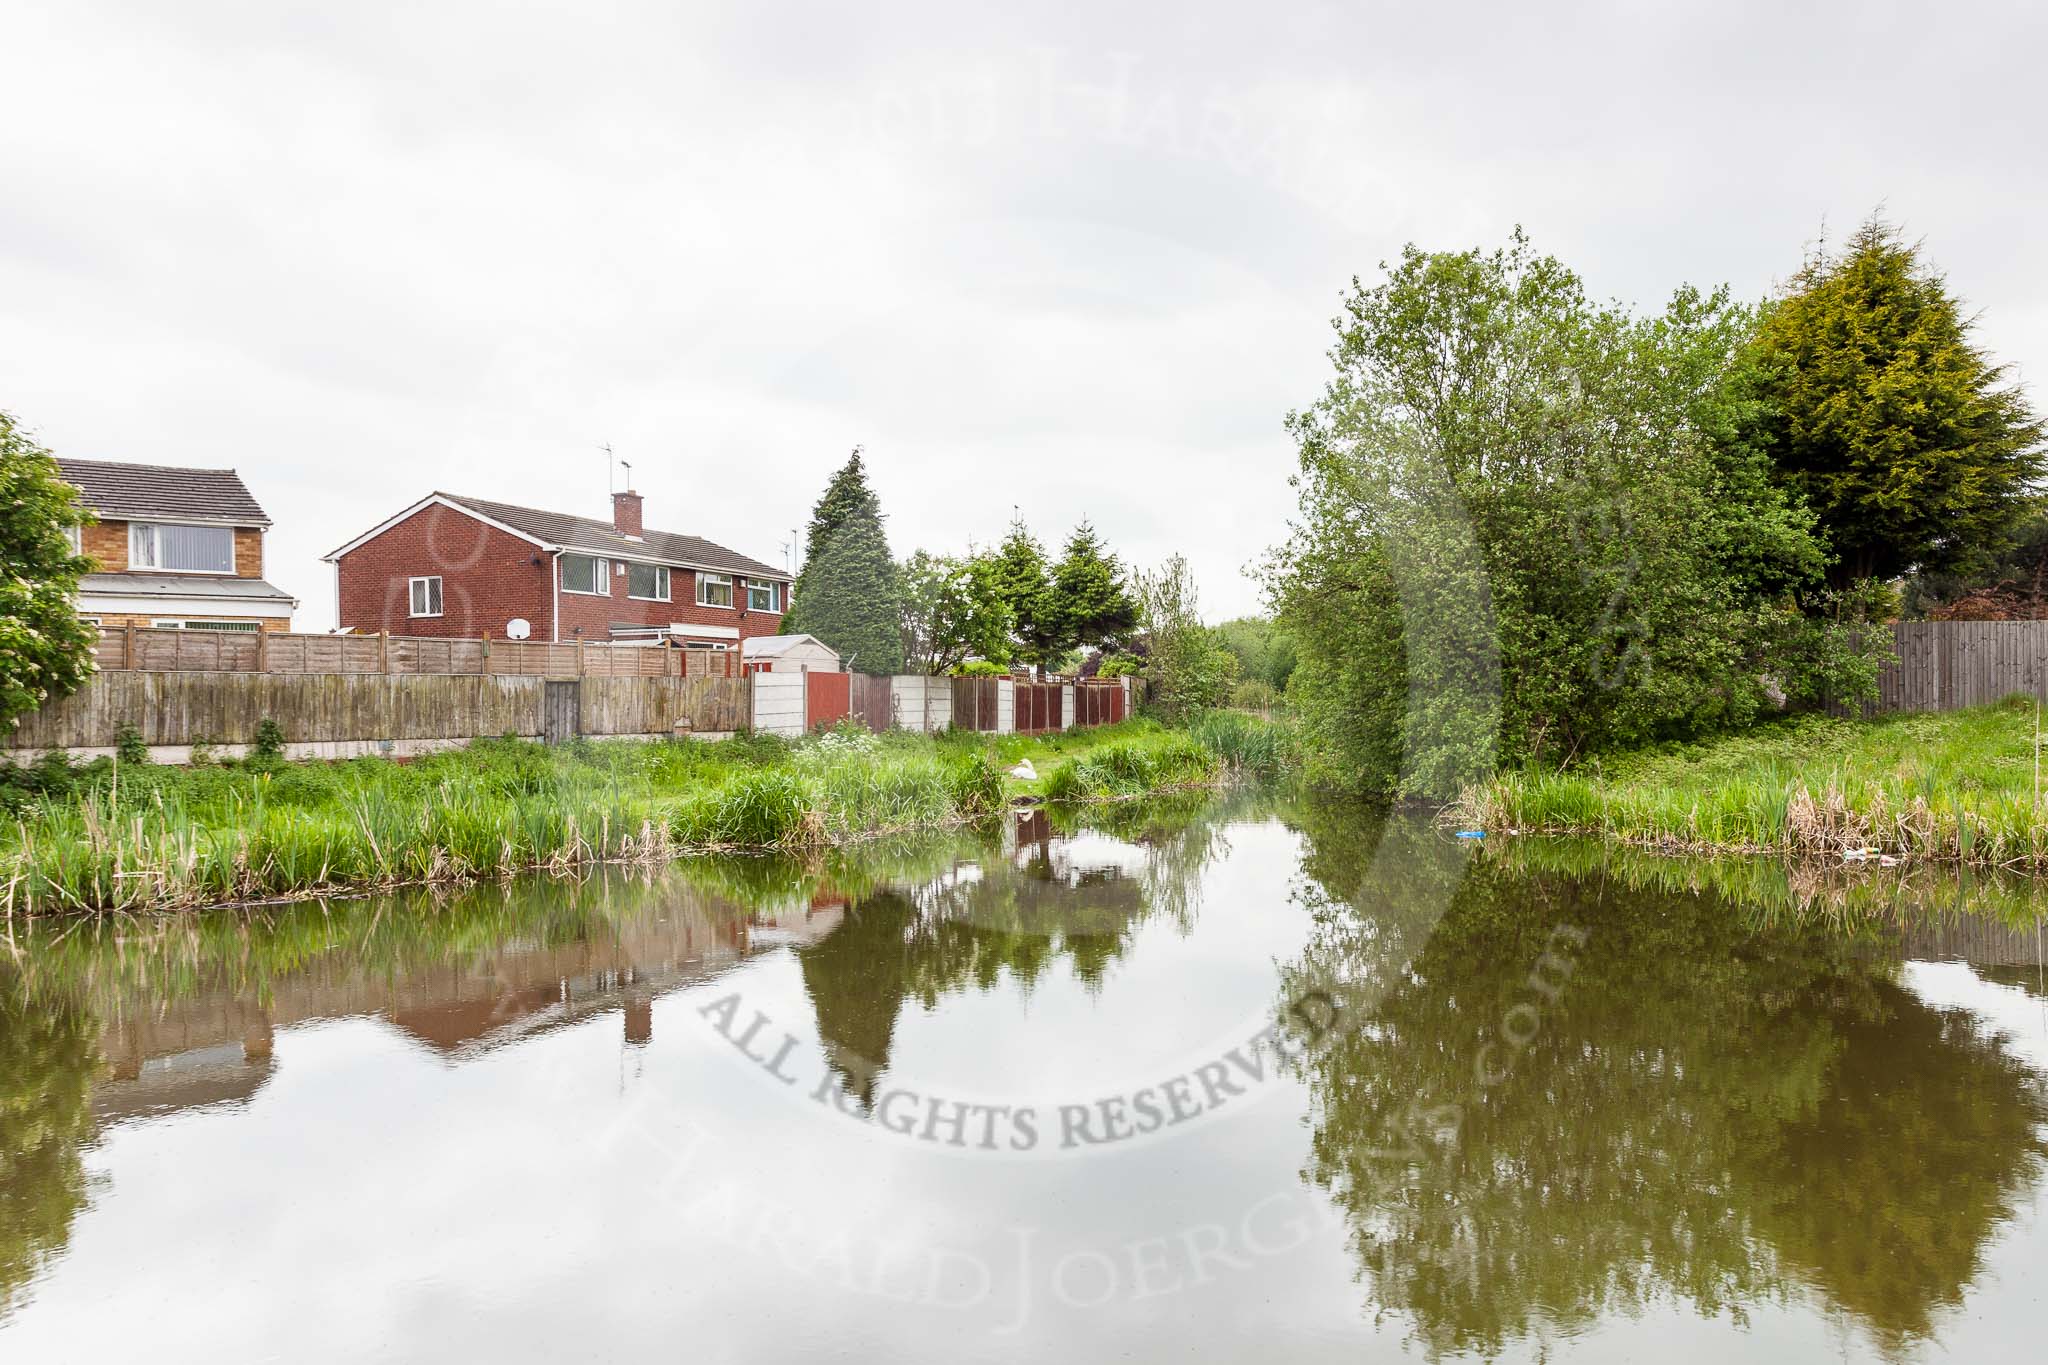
[1007,759,1038,781]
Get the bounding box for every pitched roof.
[55,458,270,526]
[742,633,837,658]
[438,492,790,580]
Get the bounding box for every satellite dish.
[505,618,532,641]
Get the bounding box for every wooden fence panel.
[579,676,749,736]
[3,671,751,753]
[93,627,734,680]
[950,677,999,731]
[1872,621,2048,713]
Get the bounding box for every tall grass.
[1459,699,2048,869]
[0,720,1223,914]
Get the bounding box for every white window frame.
[63,525,82,554]
[696,572,734,608]
[129,521,237,575]
[408,575,443,618]
[747,580,781,612]
[627,563,671,602]
[151,618,262,632]
[560,553,605,596]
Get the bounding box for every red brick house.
[323,487,791,651]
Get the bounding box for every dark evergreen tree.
[784,448,902,673]
[1047,519,1137,652]
[1747,217,2046,585]
[988,518,1054,668]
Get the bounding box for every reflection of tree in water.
[795,800,1235,1103]
[1282,813,2048,1360]
[0,977,99,1318]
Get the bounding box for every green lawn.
[1464,699,2047,867]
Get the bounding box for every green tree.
[783,448,902,673]
[1045,520,1137,654]
[1135,554,1236,719]
[0,413,99,730]
[988,517,1055,669]
[898,550,1013,674]
[1269,232,1874,796]
[1748,217,2045,586]
[1214,616,1298,692]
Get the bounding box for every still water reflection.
[3,795,2047,1361]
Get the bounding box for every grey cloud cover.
[3,0,2041,626]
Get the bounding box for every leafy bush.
[114,726,148,766]
[251,718,286,761]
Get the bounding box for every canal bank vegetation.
[0,712,1294,914]
[1265,220,2044,825]
[1462,700,2048,869]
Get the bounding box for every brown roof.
[440,492,789,580]
[55,458,270,526]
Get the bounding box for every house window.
[409,576,443,617]
[151,619,261,632]
[747,580,780,612]
[561,554,602,595]
[627,563,671,601]
[696,572,734,608]
[130,522,234,574]
[63,525,82,555]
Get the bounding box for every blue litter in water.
[1455,830,1486,839]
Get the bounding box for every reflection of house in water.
[86,893,844,1126]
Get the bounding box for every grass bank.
[0,712,1294,914]
[1459,699,2048,869]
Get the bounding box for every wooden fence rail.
[93,626,739,679]
[4,672,751,757]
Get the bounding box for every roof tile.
[440,492,789,580]
[55,458,270,526]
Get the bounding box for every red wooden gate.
[805,672,851,731]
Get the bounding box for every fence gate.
[849,674,893,732]
[805,671,852,732]
[543,680,581,744]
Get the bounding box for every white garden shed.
[742,633,841,674]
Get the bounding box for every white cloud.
[4,1,2043,627]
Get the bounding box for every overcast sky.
[4,1,2042,630]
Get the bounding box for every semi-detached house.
[323,487,792,652]
[55,457,299,631]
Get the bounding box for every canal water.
[3,793,2046,1362]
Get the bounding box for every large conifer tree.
[1047,519,1137,652]
[1748,218,2045,585]
[783,448,902,673]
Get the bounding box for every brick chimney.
[612,488,644,538]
